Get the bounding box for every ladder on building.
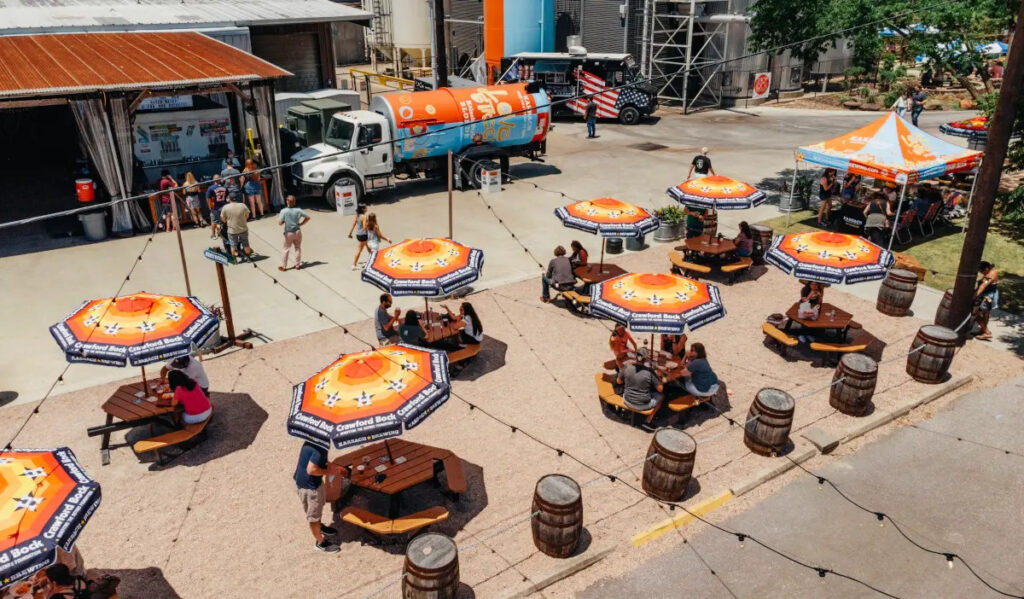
[364,0,394,72]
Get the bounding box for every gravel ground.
[2,243,1019,599]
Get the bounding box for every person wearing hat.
[161,355,209,397]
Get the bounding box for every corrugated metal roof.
[0,0,372,34]
[0,32,292,99]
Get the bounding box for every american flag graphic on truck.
[567,68,650,118]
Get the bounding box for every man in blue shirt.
[205,174,227,239]
[294,441,340,552]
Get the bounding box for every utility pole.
[432,0,449,88]
[943,0,1024,336]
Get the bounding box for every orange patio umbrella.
[939,115,989,139]
[554,198,660,268]
[0,448,101,590]
[666,175,767,210]
[765,232,894,284]
[590,272,726,334]
[286,344,451,451]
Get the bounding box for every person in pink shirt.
[167,370,212,424]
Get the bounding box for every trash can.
[606,238,624,255]
[625,234,645,251]
[79,210,108,242]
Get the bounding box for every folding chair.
[917,203,941,237]
[893,209,917,246]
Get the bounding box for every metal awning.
[0,32,291,100]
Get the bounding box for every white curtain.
[70,98,133,233]
[251,81,285,208]
[109,95,150,230]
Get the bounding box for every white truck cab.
[290,110,394,207]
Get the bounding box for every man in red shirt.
[159,170,178,231]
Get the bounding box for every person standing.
[375,293,402,346]
[891,91,908,119]
[348,205,369,270]
[365,213,390,253]
[294,441,340,553]
[221,150,241,171]
[158,170,178,232]
[243,160,265,219]
[687,147,715,179]
[585,98,598,139]
[683,206,706,239]
[817,168,838,227]
[277,195,310,271]
[220,196,252,262]
[910,87,927,127]
[220,160,243,211]
[205,174,227,239]
[182,172,207,228]
[973,261,1000,341]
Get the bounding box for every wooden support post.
[211,261,254,353]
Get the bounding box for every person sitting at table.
[161,355,209,397]
[399,310,428,346]
[863,192,893,246]
[541,246,576,303]
[680,343,719,399]
[816,168,838,227]
[616,354,666,414]
[797,296,821,321]
[610,325,638,369]
[442,301,484,346]
[733,221,754,257]
[800,281,824,303]
[167,370,212,425]
[661,333,687,361]
[41,564,81,599]
[569,240,589,268]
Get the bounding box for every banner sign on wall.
[752,72,772,100]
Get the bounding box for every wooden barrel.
[934,287,955,326]
[402,533,459,599]
[743,388,795,456]
[702,211,718,237]
[906,325,958,383]
[642,428,697,501]
[876,269,918,316]
[829,353,878,416]
[750,224,773,259]
[531,474,583,558]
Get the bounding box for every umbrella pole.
[140,365,149,391]
[785,158,799,229]
[385,438,394,463]
[887,183,908,252]
[600,238,606,272]
[424,297,431,328]
[961,164,981,233]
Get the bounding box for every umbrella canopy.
[0,448,101,589]
[590,273,726,333]
[939,115,988,138]
[362,238,484,297]
[287,344,451,449]
[796,112,982,183]
[554,198,660,238]
[666,175,767,210]
[49,293,219,367]
[766,232,894,284]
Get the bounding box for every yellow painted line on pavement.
[630,490,733,547]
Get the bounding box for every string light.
[737,534,745,548]
[876,513,885,527]
[946,554,955,570]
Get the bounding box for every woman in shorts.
[348,205,369,270]
[182,172,207,227]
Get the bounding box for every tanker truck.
[290,83,551,207]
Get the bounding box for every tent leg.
[887,183,908,252]
[961,166,981,232]
[785,158,799,229]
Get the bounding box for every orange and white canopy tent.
[795,112,981,184]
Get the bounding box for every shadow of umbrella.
[454,335,508,381]
[331,457,489,555]
[125,392,268,469]
[87,567,180,599]
[0,391,18,408]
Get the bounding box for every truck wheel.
[461,160,485,190]
[324,176,362,210]
[618,106,641,125]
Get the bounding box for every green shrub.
[656,205,687,224]
[878,70,897,91]
[858,86,872,98]
[997,186,1024,223]
[895,65,907,77]
[881,52,897,72]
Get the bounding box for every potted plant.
[653,206,683,242]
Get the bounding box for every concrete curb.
[841,373,972,443]
[500,545,613,599]
[630,491,733,547]
[730,445,817,497]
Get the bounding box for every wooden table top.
[681,235,737,256]
[331,439,453,496]
[421,312,465,344]
[101,381,177,423]
[574,263,627,284]
[786,302,853,330]
[623,349,686,383]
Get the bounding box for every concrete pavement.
[0,107,986,403]
[580,377,1024,599]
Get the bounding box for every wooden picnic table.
[680,234,736,257]
[421,310,465,344]
[785,302,853,337]
[325,439,465,517]
[87,381,179,465]
[574,263,627,285]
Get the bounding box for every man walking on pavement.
[585,98,598,138]
[687,147,716,179]
[910,87,927,127]
[220,195,252,262]
[278,195,310,271]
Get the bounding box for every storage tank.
[370,83,550,162]
[484,0,555,81]
[364,0,433,72]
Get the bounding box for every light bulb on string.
[876,513,885,527]
[736,534,745,549]
[945,554,955,570]
[818,477,824,490]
